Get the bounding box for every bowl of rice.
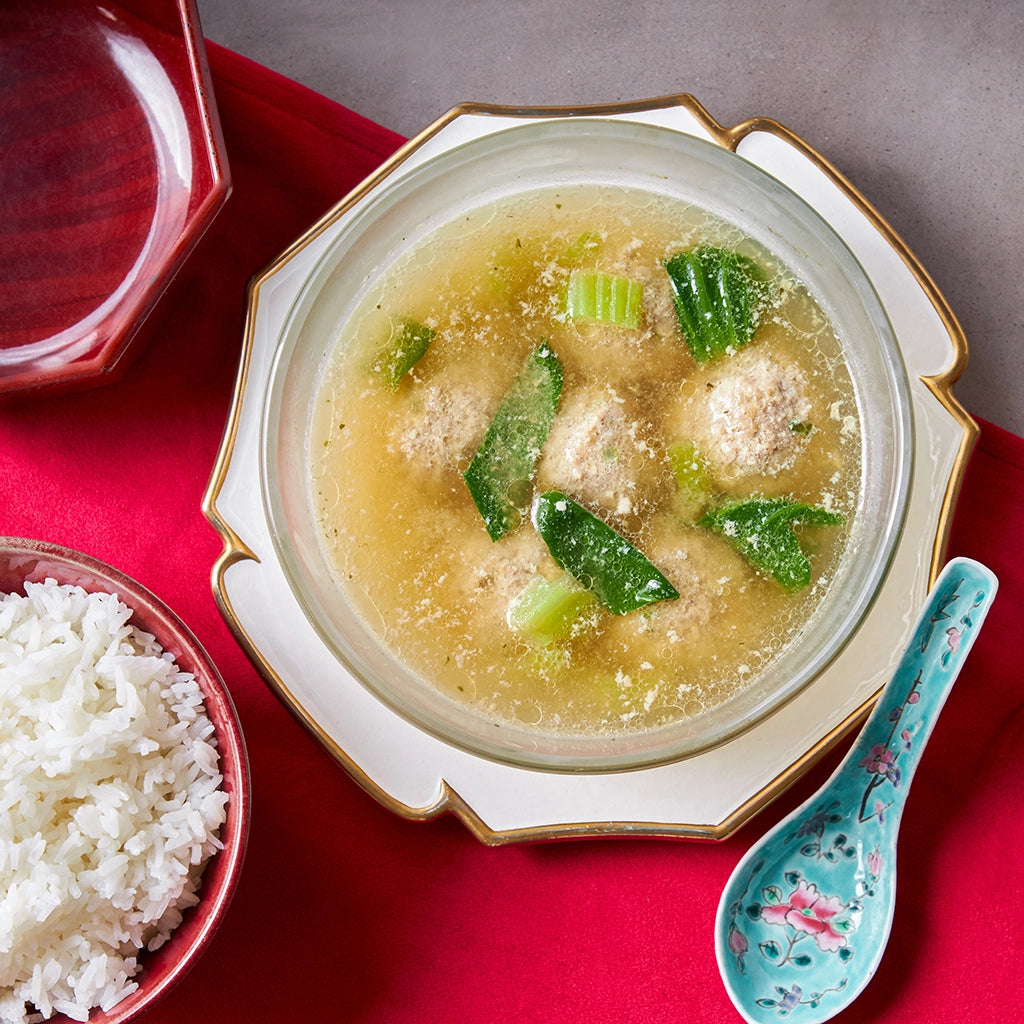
[0,538,249,1024]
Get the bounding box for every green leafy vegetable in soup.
[370,316,434,389]
[507,574,599,648]
[698,497,844,590]
[309,184,862,738]
[667,440,713,522]
[664,245,772,364]
[532,490,680,615]
[463,343,563,541]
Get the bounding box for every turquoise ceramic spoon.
[716,557,997,1023]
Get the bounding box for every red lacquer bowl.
[0,537,250,1023]
[0,0,230,398]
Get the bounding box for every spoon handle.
[840,557,997,826]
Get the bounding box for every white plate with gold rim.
[204,95,974,843]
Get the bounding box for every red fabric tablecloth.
[3,42,1022,1024]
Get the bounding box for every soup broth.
[309,185,861,738]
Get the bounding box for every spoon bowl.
[716,557,997,1023]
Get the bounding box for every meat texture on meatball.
[703,350,812,480]
[539,385,666,521]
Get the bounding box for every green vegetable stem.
[532,491,679,615]
[558,231,603,268]
[507,574,599,647]
[565,270,643,329]
[463,343,564,541]
[667,440,713,522]
[370,316,435,390]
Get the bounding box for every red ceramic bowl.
[0,0,230,398]
[0,537,250,1024]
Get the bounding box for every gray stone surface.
[196,0,1024,437]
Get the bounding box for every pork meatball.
[538,386,664,520]
[455,523,553,636]
[704,350,812,478]
[392,381,490,473]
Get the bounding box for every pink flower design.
[945,626,962,654]
[866,847,883,879]
[859,744,895,774]
[761,880,848,952]
[727,925,748,956]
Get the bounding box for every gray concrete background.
[196,0,1024,437]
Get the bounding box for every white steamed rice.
[0,579,229,1024]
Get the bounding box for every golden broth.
[309,185,861,738]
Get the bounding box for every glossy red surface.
[0,537,250,1024]
[0,0,229,397]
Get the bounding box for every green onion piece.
[532,491,679,615]
[565,270,643,328]
[507,574,599,647]
[463,343,563,541]
[558,231,603,267]
[372,316,435,389]
[667,441,713,521]
[698,497,844,590]
[663,246,769,363]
